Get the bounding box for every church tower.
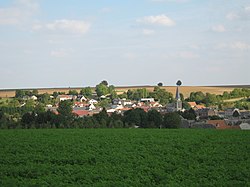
[175,80,182,111]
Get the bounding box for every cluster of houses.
[43,90,250,130]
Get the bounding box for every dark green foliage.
[123,108,147,127]
[68,90,78,96]
[157,82,163,87]
[163,112,181,128]
[149,87,173,105]
[146,109,162,128]
[80,87,93,98]
[93,108,109,126]
[127,89,149,101]
[0,129,249,186]
[179,108,196,120]
[176,80,182,86]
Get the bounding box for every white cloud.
[50,48,73,58]
[142,29,155,35]
[0,0,38,25]
[226,5,250,21]
[231,41,250,50]
[33,19,91,35]
[137,14,175,26]
[212,25,226,32]
[179,51,199,59]
[216,41,250,50]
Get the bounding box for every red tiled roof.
[188,102,197,107]
[72,110,90,117]
[195,105,206,109]
[207,120,240,129]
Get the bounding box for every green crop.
[0,129,249,186]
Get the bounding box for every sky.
[0,0,249,89]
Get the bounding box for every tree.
[39,93,51,105]
[21,112,36,127]
[189,91,205,103]
[176,80,182,86]
[101,80,108,86]
[180,108,196,120]
[80,87,92,98]
[163,112,181,128]
[57,100,73,123]
[8,99,20,107]
[146,109,162,128]
[93,108,109,127]
[32,89,38,96]
[157,82,163,87]
[15,90,25,98]
[149,87,173,105]
[68,90,78,96]
[96,83,109,97]
[123,108,147,127]
[203,93,218,106]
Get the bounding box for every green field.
[0,129,249,186]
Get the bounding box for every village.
[2,81,247,130]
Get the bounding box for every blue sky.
[0,0,249,89]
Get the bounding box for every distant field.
[1,85,249,98]
[0,129,249,186]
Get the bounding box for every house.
[188,102,197,108]
[85,104,96,111]
[196,108,218,119]
[187,102,206,110]
[57,95,74,102]
[72,110,90,118]
[225,108,240,118]
[207,120,240,129]
[140,98,155,103]
[149,102,162,107]
[88,99,98,105]
[122,100,133,106]
[30,95,38,100]
[239,123,250,130]
[74,102,88,108]
[77,95,87,102]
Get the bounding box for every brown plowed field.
[1,85,249,98]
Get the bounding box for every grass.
[0,129,249,186]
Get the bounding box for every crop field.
[1,85,248,98]
[0,129,249,186]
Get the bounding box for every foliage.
[146,109,162,128]
[68,90,78,96]
[0,129,249,186]
[149,87,173,105]
[163,112,181,128]
[157,82,163,87]
[123,108,147,127]
[127,89,149,101]
[95,83,109,97]
[176,80,182,86]
[80,87,93,98]
[179,108,196,120]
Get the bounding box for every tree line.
[0,100,187,129]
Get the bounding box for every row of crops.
[0,129,249,186]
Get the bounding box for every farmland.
[1,85,250,98]
[0,129,249,186]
